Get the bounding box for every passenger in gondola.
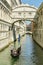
[11,49,17,54]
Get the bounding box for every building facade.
[0,0,22,50]
[33,3,43,48]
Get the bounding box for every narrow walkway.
[0,34,43,65]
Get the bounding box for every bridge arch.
[10,4,37,23]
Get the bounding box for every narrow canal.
[0,34,43,65]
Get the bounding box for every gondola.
[11,46,21,58]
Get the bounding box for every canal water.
[0,34,43,65]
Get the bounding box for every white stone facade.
[33,3,43,48]
[0,0,22,51]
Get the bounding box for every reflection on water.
[0,34,43,65]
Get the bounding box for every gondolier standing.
[18,34,20,42]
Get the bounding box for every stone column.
[31,21,34,33]
[12,23,16,42]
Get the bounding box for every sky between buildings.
[21,0,43,25]
[21,0,43,8]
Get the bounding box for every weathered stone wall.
[33,3,43,48]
